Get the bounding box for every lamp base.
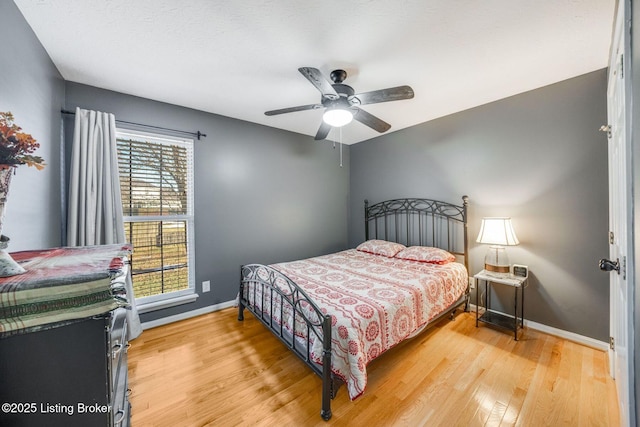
[484,263,510,274]
[484,245,510,277]
[484,264,511,278]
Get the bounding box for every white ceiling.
[14,0,615,144]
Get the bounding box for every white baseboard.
[523,318,609,351]
[468,304,609,351]
[141,300,236,330]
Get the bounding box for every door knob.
[599,258,620,274]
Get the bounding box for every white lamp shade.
[323,108,353,127]
[476,218,519,246]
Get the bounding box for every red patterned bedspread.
[269,249,468,400]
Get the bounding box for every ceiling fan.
[265,67,415,140]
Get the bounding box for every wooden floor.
[128,308,620,426]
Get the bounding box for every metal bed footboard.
[238,264,334,421]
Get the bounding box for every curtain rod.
[60,109,207,141]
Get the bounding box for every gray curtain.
[67,107,142,339]
[67,107,124,245]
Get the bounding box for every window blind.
[117,138,191,217]
[116,133,195,300]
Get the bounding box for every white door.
[603,3,631,425]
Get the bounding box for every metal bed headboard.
[364,196,469,271]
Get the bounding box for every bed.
[237,196,469,420]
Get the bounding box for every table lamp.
[476,217,519,276]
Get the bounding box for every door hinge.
[610,336,615,350]
[609,231,614,244]
[600,125,612,139]
[622,255,626,280]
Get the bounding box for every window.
[116,129,196,311]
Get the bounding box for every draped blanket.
[0,244,131,337]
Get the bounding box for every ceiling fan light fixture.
[323,108,353,127]
[265,67,414,139]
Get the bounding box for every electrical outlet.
[468,277,475,289]
[202,280,210,293]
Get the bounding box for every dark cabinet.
[0,308,130,427]
[0,244,134,427]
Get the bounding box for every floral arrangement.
[0,111,45,170]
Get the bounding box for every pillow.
[394,246,456,265]
[356,240,406,258]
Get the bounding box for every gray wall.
[64,82,350,322]
[349,70,610,342]
[0,1,65,250]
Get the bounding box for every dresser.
[0,245,133,427]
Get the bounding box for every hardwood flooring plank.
[128,309,620,426]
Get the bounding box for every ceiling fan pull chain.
[340,127,343,168]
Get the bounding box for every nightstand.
[474,270,527,340]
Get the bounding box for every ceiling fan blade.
[350,85,414,106]
[314,121,332,140]
[299,67,339,100]
[353,107,391,133]
[265,103,322,116]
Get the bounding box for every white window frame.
[116,129,197,313]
